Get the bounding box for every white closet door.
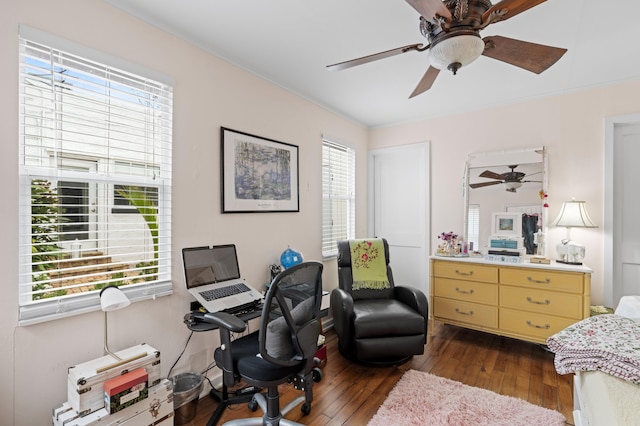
[369,142,430,297]
[608,120,640,306]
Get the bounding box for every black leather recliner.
[331,238,429,366]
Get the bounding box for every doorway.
[56,157,99,252]
[605,114,640,307]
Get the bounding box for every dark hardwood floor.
[188,321,574,425]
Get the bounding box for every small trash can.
[172,372,204,425]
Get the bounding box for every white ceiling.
[104,0,640,128]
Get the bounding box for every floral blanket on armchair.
[546,314,640,384]
[348,239,390,291]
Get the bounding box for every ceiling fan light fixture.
[504,181,523,190]
[429,35,484,74]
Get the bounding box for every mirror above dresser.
[464,147,548,258]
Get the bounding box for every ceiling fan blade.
[482,36,567,74]
[405,0,452,23]
[327,43,425,71]
[470,180,503,188]
[478,170,506,180]
[482,0,546,26]
[409,66,440,98]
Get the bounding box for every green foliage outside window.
[116,186,159,281]
[31,179,67,300]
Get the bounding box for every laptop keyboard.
[200,283,251,301]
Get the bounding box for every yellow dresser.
[430,257,592,344]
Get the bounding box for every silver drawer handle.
[455,308,474,316]
[527,276,551,284]
[455,287,474,295]
[526,297,550,305]
[455,269,474,276]
[526,321,550,330]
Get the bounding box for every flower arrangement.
[438,231,458,242]
[436,231,459,256]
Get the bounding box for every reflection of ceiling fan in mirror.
[326,0,567,98]
[470,164,541,192]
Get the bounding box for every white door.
[57,158,99,251]
[369,142,430,297]
[605,115,640,307]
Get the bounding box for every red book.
[104,368,148,413]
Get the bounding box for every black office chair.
[202,261,324,426]
[331,238,428,366]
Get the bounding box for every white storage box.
[67,343,161,416]
[488,236,524,249]
[55,378,173,426]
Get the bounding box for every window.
[18,29,173,324]
[322,138,355,258]
[467,204,480,251]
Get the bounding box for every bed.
[547,296,640,426]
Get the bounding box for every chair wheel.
[301,402,311,415]
[312,367,322,383]
[248,399,258,412]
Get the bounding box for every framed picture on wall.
[491,212,522,237]
[221,127,299,213]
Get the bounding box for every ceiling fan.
[469,164,541,192]
[326,0,567,98]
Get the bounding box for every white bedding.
[615,295,640,321]
[575,370,640,426]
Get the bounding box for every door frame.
[604,113,640,306]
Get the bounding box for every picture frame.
[491,212,522,237]
[221,127,299,213]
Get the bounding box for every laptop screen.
[182,245,241,289]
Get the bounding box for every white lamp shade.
[553,200,597,228]
[429,35,485,70]
[100,285,131,312]
[505,181,523,190]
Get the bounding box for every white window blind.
[18,33,173,325]
[322,138,355,258]
[468,204,480,251]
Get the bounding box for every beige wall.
[0,1,368,424]
[2,0,640,424]
[370,80,640,309]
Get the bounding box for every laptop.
[182,244,263,313]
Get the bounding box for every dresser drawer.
[434,297,498,328]
[500,308,578,341]
[433,261,498,283]
[500,286,583,319]
[500,268,584,293]
[434,278,498,305]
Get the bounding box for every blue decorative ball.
[280,247,303,269]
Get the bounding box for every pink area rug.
[368,370,566,426]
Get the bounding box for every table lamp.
[552,200,597,265]
[99,285,146,372]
